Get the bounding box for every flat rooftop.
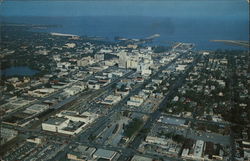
[94,148,117,159]
[158,116,186,126]
[44,117,67,125]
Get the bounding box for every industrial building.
[42,111,98,135]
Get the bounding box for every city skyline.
[0,0,249,161]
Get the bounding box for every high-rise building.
[118,51,127,68]
[126,57,138,69]
[137,62,152,76]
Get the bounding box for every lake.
[1,0,249,50]
[0,66,39,77]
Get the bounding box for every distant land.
[210,40,250,48]
[50,32,79,37]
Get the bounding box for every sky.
[0,0,249,20]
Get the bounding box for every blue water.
[0,66,39,76]
[0,0,249,50]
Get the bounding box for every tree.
[172,134,185,143]
[124,118,143,138]
[6,83,15,91]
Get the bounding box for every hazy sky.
[1,0,249,20]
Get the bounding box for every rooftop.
[131,155,153,161]
[93,148,117,160]
[44,117,67,125]
[158,116,187,126]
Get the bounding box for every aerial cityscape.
[0,0,249,161]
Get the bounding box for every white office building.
[118,51,127,68]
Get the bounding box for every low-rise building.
[87,80,101,89]
[193,140,205,160]
[94,54,104,62]
[26,136,44,144]
[176,65,187,71]
[181,140,205,160]
[0,128,18,145]
[93,148,117,161]
[145,136,169,146]
[64,85,86,96]
[0,97,34,114]
[101,95,122,105]
[23,104,50,116]
[28,88,55,97]
[77,56,95,67]
[56,111,98,124]
[127,95,144,107]
[157,116,188,127]
[131,155,152,161]
[67,145,96,161]
[42,117,68,133]
[42,111,98,135]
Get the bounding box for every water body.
[0,66,39,77]
[1,0,249,50]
